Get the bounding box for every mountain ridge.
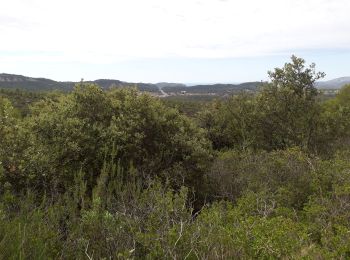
[1,73,349,94]
[316,77,350,89]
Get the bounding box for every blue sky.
[1,0,350,83]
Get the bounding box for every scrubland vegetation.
[1,56,350,259]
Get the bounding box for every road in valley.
[158,87,169,97]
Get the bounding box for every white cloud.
[1,0,350,62]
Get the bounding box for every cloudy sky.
[1,0,350,83]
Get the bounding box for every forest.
[1,56,350,259]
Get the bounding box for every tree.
[22,84,212,191]
[256,55,325,151]
[199,56,325,152]
[198,94,261,150]
[315,84,350,156]
[267,55,325,100]
[105,88,212,187]
[0,97,26,191]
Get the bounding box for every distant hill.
[0,74,160,93]
[163,82,263,94]
[84,79,159,93]
[0,73,73,91]
[2,73,349,95]
[155,82,187,88]
[316,77,350,89]
[0,73,261,95]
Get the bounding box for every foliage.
[199,93,261,150]
[3,84,211,193]
[0,97,28,191]
[0,88,48,116]
[198,56,345,154]
[206,148,314,209]
[1,56,350,258]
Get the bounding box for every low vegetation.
[1,56,350,258]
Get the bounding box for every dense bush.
[206,148,314,209]
[1,85,212,194]
[2,157,350,259]
[1,56,350,258]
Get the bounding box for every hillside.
[163,82,263,94]
[2,73,349,96]
[2,57,350,259]
[316,77,350,89]
[0,73,262,95]
[0,74,160,93]
[0,73,73,91]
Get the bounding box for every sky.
[1,0,350,83]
